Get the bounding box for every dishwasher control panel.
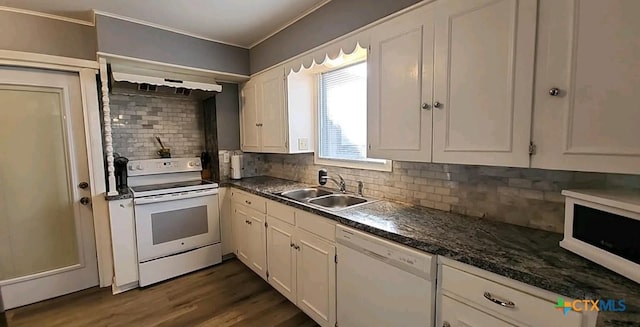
[336,225,435,279]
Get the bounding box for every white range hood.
[110,63,222,92]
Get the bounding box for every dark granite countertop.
[224,176,640,327]
[104,187,133,201]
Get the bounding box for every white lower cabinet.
[108,198,138,291]
[266,216,297,302]
[295,228,336,327]
[231,201,267,280]
[437,260,595,327]
[440,295,515,327]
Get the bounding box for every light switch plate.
[298,138,309,150]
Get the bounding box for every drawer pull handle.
[245,200,252,205]
[483,292,515,309]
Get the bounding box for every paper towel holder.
[231,153,243,180]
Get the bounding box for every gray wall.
[96,15,250,76]
[216,83,241,150]
[0,10,97,60]
[249,0,421,73]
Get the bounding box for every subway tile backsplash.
[260,153,640,233]
[110,89,205,160]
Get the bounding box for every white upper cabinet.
[367,4,434,162]
[240,66,313,154]
[531,0,640,174]
[239,79,260,152]
[432,0,538,167]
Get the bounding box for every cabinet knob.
[549,87,561,96]
[442,322,451,327]
[433,101,442,109]
[421,103,431,110]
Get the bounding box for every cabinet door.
[246,207,267,280]
[266,217,296,302]
[439,296,515,327]
[240,79,261,152]
[218,188,233,256]
[296,229,336,327]
[108,199,138,287]
[260,67,288,153]
[231,203,250,264]
[432,0,537,167]
[531,0,640,174]
[367,5,434,162]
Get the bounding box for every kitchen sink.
[279,188,333,202]
[308,194,369,210]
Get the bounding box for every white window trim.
[312,62,392,172]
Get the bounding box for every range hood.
[111,63,222,92]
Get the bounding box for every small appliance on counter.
[231,153,243,180]
[561,189,640,284]
[114,155,129,192]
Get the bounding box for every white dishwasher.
[336,225,436,327]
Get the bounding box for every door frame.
[0,50,113,289]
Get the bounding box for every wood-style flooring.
[4,259,318,327]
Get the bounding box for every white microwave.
[561,189,640,284]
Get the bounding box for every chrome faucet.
[318,169,347,193]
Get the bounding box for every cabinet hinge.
[285,140,288,148]
[266,270,269,278]
[368,144,371,150]
[265,221,268,228]
[367,45,371,54]
[335,322,339,327]
[529,141,537,155]
[334,254,338,264]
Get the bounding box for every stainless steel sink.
[279,188,333,202]
[308,194,369,210]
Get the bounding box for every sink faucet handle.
[357,181,364,196]
[318,169,328,185]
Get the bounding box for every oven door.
[134,189,220,262]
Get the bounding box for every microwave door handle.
[134,189,218,205]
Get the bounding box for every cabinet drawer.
[440,265,583,327]
[231,190,266,213]
[296,210,335,242]
[267,200,295,225]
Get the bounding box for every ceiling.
[0,0,330,48]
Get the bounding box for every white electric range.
[128,157,221,287]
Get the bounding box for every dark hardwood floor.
[5,259,318,327]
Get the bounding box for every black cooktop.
[130,180,215,193]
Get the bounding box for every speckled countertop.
[104,187,133,201]
[224,176,640,327]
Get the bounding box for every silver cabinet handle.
[421,103,431,110]
[433,101,442,109]
[483,292,515,308]
[549,87,561,96]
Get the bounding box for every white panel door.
[531,0,640,174]
[432,0,537,167]
[246,207,267,280]
[438,296,515,327]
[260,67,288,153]
[266,217,296,303]
[231,203,250,265]
[240,79,261,152]
[0,67,98,309]
[296,229,336,327]
[367,4,434,162]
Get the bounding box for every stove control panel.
[127,157,202,176]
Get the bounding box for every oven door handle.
[134,189,218,205]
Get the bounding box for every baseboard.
[222,253,237,261]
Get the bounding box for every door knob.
[421,103,431,110]
[80,197,91,205]
[433,101,442,109]
[549,87,561,96]
[78,182,89,189]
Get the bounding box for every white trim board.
[0,6,94,26]
[97,52,250,83]
[0,50,98,70]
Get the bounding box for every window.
[316,60,391,171]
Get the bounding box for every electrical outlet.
[223,152,230,163]
[298,138,309,150]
